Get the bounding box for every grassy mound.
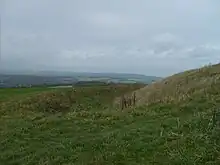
[132,63,220,106]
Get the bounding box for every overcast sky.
[1,0,220,76]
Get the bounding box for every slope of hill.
[1,64,220,165]
[124,63,220,106]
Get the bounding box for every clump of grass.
[16,89,76,113]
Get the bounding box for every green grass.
[0,87,54,102]
[1,95,220,165]
[1,64,220,165]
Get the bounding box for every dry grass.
[114,63,220,107]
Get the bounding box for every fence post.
[121,96,124,110]
[124,96,127,108]
[133,92,136,106]
[128,96,132,107]
[121,95,127,110]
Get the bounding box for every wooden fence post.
[133,92,136,106]
[121,96,124,110]
[121,95,127,110]
[121,93,137,110]
[128,96,132,107]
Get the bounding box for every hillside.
[1,64,220,165]
[134,63,220,105]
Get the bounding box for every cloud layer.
[1,0,220,76]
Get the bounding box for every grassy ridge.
[114,63,220,106]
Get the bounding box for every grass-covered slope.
[134,63,220,105]
[1,64,220,165]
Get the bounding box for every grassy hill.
[1,64,220,165]
[114,63,220,106]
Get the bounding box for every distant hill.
[0,70,161,88]
[0,74,77,88]
[32,71,162,82]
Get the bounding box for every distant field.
[0,87,54,102]
[0,73,160,88]
[0,82,141,102]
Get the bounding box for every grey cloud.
[1,0,220,76]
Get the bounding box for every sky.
[0,0,220,76]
